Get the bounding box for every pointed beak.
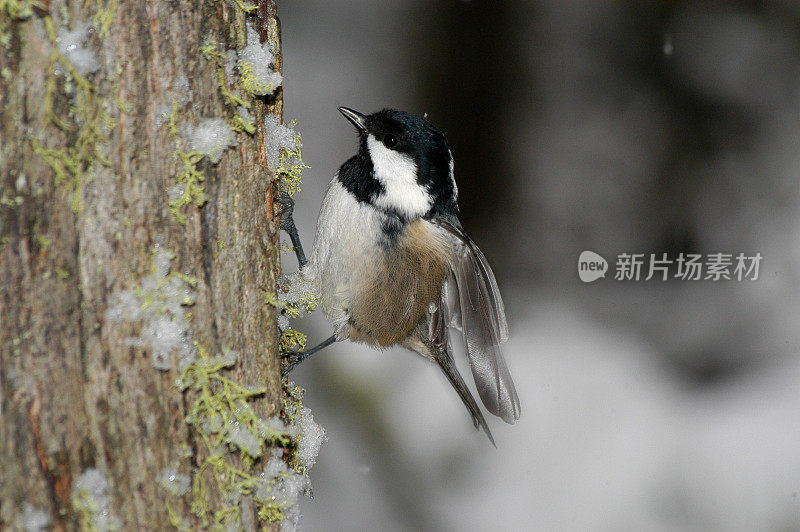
[338,107,367,132]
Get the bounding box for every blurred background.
[279,1,800,530]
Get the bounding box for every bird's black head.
[337,107,458,220]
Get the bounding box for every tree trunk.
[0,1,290,529]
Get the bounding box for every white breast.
[304,178,384,337]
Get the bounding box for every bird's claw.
[276,191,295,232]
[275,190,308,268]
[281,351,303,377]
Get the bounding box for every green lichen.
[137,248,197,312]
[35,235,52,249]
[231,112,256,135]
[211,0,257,14]
[238,61,274,97]
[263,289,281,308]
[33,15,115,213]
[164,340,315,529]
[281,385,303,423]
[0,24,10,49]
[169,151,207,224]
[0,191,23,207]
[198,40,225,62]
[270,274,319,364]
[0,0,36,20]
[86,0,117,38]
[257,502,285,524]
[275,129,309,197]
[166,102,181,138]
[167,38,259,224]
[297,289,318,315]
[279,329,307,352]
[199,39,255,130]
[200,40,247,110]
[177,345,294,529]
[71,470,121,532]
[281,384,312,472]
[165,500,191,531]
[72,493,108,532]
[214,238,226,259]
[163,120,202,226]
[111,62,133,115]
[274,274,319,318]
[266,290,297,319]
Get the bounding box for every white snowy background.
[279,1,800,530]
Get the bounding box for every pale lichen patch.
[156,468,191,497]
[237,23,282,97]
[105,247,197,370]
[22,503,50,532]
[71,469,122,531]
[263,114,309,196]
[55,22,100,76]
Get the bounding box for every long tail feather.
[435,343,495,446]
[423,314,495,445]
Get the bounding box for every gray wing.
[431,217,521,424]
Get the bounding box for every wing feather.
[432,218,521,424]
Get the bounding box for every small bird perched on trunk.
[279,107,520,443]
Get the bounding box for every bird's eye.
[383,134,398,148]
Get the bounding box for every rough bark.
[0,0,284,529]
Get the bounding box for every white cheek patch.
[367,134,432,218]
[448,149,458,199]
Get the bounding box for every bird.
[279,107,520,443]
